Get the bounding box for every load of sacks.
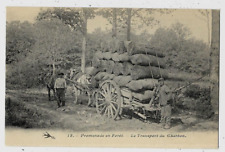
[88,41,168,103]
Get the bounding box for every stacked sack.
[91,40,168,103]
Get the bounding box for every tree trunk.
[81,36,87,73]
[127,8,132,41]
[206,10,211,47]
[81,10,87,73]
[206,10,211,76]
[52,60,56,76]
[112,8,117,38]
[210,10,219,115]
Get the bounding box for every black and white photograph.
[3,4,221,149]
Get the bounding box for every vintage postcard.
[4,5,220,149]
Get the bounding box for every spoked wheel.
[96,80,122,120]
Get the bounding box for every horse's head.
[69,68,77,79]
[86,74,92,84]
[77,74,92,85]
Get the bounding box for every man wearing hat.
[54,72,67,108]
[155,78,172,129]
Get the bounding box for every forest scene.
[5,8,219,132]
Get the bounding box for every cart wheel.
[96,80,122,120]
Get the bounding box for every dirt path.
[5,89,218,132]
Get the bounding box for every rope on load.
[145,48,158,107]
[145,49,156,87]
[154,48,163,78]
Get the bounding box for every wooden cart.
[67,77,161,121]
[95,80,161,121]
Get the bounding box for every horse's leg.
[77,89,82,104]
[87,92,92,107]
[79,88,82,95]
[47,86,51,101]
[73,85,78,104]
[91,90,97,107]
[53,88,56,100]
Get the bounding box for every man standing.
[156,78,172,129]
[54,72,67,108]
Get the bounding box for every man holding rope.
[150,78,172,129]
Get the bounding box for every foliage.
[86,28,112,65]
[182,84,213,118]
[5,97,53,128]
[96,8,125,25]
[6,10,210,89]
[6,18,82,88]
[36,8,96,36]
[171,22,191,41]
[184,84,202,99]
[97,8,166,41]
[33,18,78,66]
[37,8,82,32]
[96,8,127,37]
[36,7,96,72]
[6,21,35,64]
[149,22,210,74]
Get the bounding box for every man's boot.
[164,117,171,129]
[160,116,166,127]
[57,100,61,108]
[164,123,171,129]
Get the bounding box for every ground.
[5,86,218,132]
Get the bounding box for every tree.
[126,8,132,41]
[197,10,211,47]
[150,27,178,51]
[79,8,95,72]
[37,7,95,72]
[150,23,209,74]
[210,10,219,115]
[171,22,191,50]
[124,9,174,41]
[131,29,152,45]
[171,22,191,41]
[37,8,82,32]
[97,8,154,41]
[6,21,35,64]
[196,10,212,77]
[112,8,117,37]
[97,8,127,38]
[98,8,172,41]
[6,18,81,88]
[33,18,76,75]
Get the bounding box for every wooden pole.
[81,9,87,73]
[210,10,219,115]
[127,8,132,41]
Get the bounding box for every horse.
[46,74,56,101]
[69,68,96,106]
